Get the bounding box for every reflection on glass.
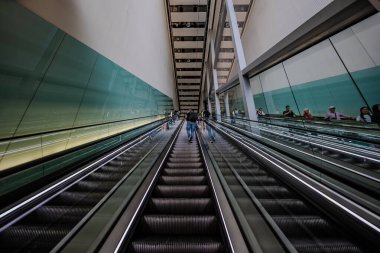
[0,2,173,172]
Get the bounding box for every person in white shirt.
[356,106,372,123]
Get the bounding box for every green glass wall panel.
[351,66,380,108]
[253,94,267,112]
[0,1,63,138]
[290,74,366,117]
[74,56,116,126]
[227,85,244,115]
[0,2,173,172]
[249,72,371,118]
[16,36,98,135]
[262,88,298,116]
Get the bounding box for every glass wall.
[243,13,380,128]
[0,2,173,171]
[226,85,244,117]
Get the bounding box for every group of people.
[185,109,215,143]
[280,104,380,124]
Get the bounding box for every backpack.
[189,112,198,122]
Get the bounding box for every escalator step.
[249,186,295,198]
[292,239,362,253]
[231,168,267,177]
[153,185,210,197]
[166,162,203,168]
[86,171,124,181]
[22,205,91,224]
[340,157,355,163]
[49,191,104,206]
[170,153,200,158]
[131,236,224,253]
[259,199,314,215]
[72,180,115,192]
[140,215,218,235]
[168,158,201,163]
[328,153,341,159]
[148,198,213,214]
[243,176,278,186]
[0,224,71,247]
[163,168,204,176]
[159,176,206,185]
[101,164,125,171]
[273,216,336,238]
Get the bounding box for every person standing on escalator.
[203,109,215,143]
[187,109,198,143]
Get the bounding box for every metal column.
[206,69,212,113]
[224,92,230,117]
[210,35,221,121]
[225,0,257,121]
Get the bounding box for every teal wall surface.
[251,67,379,117]
[0,1,173,139]
[0,1,172,171]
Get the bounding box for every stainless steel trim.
[113,121,184,253]
[0,126,161,232]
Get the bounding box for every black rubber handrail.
[216,115,380,145]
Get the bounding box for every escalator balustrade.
[0,134,158,252]
[204,130,371,253]
[127,126,227,253]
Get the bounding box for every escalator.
[220,119,380,172]
[260,129,380,172]
[0,127,171,252]
[126,125,228,253]
[202,129,377,253]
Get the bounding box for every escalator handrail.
[256,122,380,159]
[209,122,380,235]
[215,120,380,184]
[217,114,380,145]
[0,125,162,231]
[51,139,161,253]
[208,138,297,253]
[196,130,250,253]
[112,120,185,253]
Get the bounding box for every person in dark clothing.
[283,105,295,117]
[187,109,197,143]
[372,104,380,126]
[203,109,215,142]
[186,110,191,139]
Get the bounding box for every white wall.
[330,13,380,72]
[241,0,333,65]
[17,0,178,105]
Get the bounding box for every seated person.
[257,108,265,116]
[283,105,295,117]
[324,106,351,120]
[303,108,313,119]
[356,106,372,123]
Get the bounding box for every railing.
[217,114,380,145]
[0,114,166,172]
[0,116,167,198]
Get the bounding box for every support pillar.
[225,0,257,121]
[206,70,212,113]
[224,93,230,118]
[210,35,221,121]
